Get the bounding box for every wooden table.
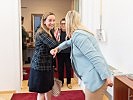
[114,75,133,100]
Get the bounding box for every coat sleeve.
[58,39,71,52]
[38,32,58,48]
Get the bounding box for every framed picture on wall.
[31,14,43,42]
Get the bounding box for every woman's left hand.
[106,77,113,87]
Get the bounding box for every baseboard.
[0,90,16,94]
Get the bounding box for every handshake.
[50,47,59,58]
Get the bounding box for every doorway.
[21,0,80,81]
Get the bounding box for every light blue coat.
[58,29,111,92]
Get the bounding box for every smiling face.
[44,15,55,30]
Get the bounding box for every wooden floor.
[0,78,108,100]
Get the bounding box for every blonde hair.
[65,10,93,37]
[40,12,55,37]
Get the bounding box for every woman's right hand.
[50,47,59,58]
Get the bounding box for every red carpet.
[23,67,30,80]
[11,90,85,100]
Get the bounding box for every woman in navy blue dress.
[28,12,58,100]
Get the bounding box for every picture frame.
[31,14,43,42]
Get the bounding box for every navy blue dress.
[28,28,58,93]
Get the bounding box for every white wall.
[0,0,21,91]
[81,0,133,74]
[102,0,133,74]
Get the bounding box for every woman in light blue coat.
[50,10,113,100]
